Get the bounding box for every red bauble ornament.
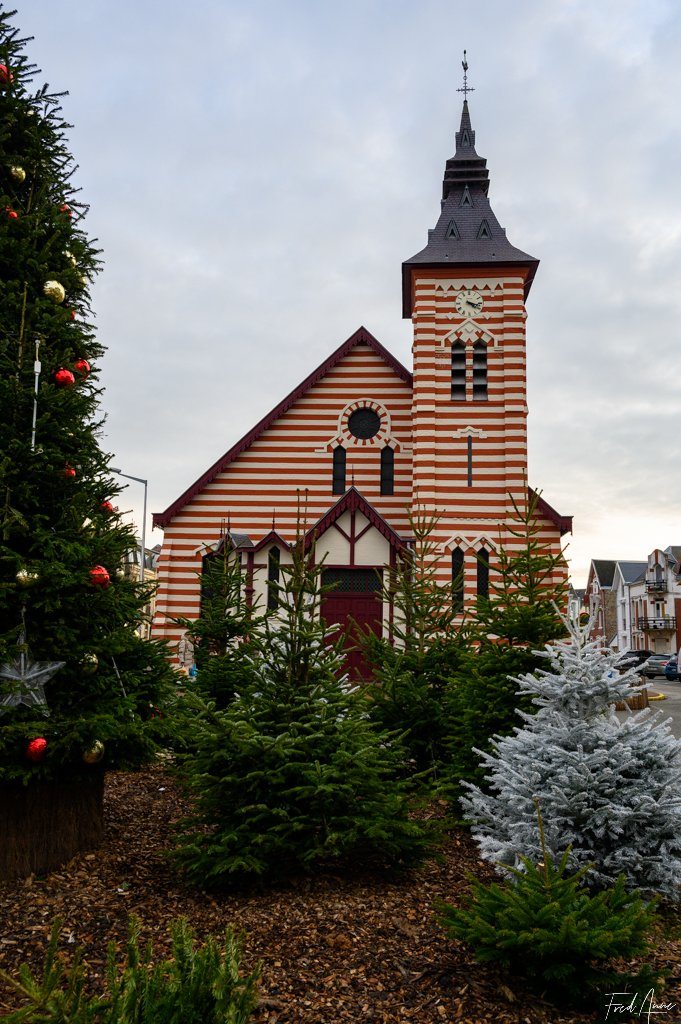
[89,565,110,589]
[58,203,72,217]
[101,500,114,513]
[54,368,75,387]
[6,206,18,220]
[73,358,90,377]
[63,463,76,479]
[69,309,76,321]
[26,737,47,762]
[0,64,13,85]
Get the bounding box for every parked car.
[616,650,652,672]
[641,653,674,678]
[664,656,678,682]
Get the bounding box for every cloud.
[20,0,681,586]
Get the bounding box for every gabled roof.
[591,559,617,588]
[251,530,291,554]
[304,487,408,553]
[530,489,572,537]
[212,531,254,552]
[615,561,646,585]
[153,327,412,529]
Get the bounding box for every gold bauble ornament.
[64,249,77,267]
[81,652,99,674]
[16,568,38,586]
[83,740,105,764]
[43,279,66,303]
[10,165,26,183]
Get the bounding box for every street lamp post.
[111,468,148,583]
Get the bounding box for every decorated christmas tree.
[0,9,176,877]
[461,612,681,899]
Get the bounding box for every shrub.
[437,812,660,1007]
[359,508,471,780]
[0,915,260,1023]
[171,535,435,886]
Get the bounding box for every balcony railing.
[638,616,676,632]
[645,581,667,594]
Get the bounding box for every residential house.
[584,560,618,646]
[630,547,681,656]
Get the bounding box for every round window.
[347,408,381,439]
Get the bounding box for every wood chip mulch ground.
[1,761,680,1023]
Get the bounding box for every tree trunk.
[0,772,104,879]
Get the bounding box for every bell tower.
[402,59,542,601]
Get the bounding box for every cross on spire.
[457,50,474,100]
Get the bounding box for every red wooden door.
[320,568,382,682]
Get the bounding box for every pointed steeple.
[402,86,539,318]
[442,100,490,199]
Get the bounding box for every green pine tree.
[437,805,660,1008]
[0,915,260,1024]
[172,540,262,708]
[441,489,568,803]
[474,488,568,647]
[172,532,434,886]
[360,508,471,779]
[0,9,176,877]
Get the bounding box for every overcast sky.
[16,0,681,588]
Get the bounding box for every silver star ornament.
[0,645,65,717]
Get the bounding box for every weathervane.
[457,50,474,100]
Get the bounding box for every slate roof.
[402,100,538,317]
[616,561,646,585]
[591,559,617,588]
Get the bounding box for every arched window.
[267,546,280,611]
[452,546,464,612]
[477,546,490,598]
[332,445,346,494]
[380,445,394,495]
[451,340,466,400]
[472,340,488,400]
[200,551,216,615]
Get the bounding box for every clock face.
[455,289,484,316]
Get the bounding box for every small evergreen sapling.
[0,915,260,1023]
[437,805,660,1006]
[172,541,263,708]
[441,489,567,804]
[461,612,681,898]
[172,534,433,885]
[360,508,471,777]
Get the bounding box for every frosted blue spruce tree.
[461,612,681,899]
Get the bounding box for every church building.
[152,93,571,668]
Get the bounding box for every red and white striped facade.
[152,100,571,658]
